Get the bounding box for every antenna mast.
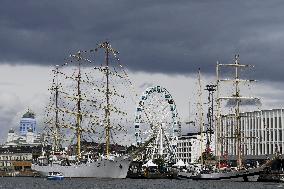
[205,84,216,142]
[205,84,216,152]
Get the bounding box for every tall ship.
[32,42,132,178]
[191,55,265,180]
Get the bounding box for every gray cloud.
[139,82,154,89]
[1,0,284,81]
[225,98,262,107]
[0,92,23,142]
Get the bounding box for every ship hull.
[191,168,262,180]
[32,156,132,178]
[47,176,64,180]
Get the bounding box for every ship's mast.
[54,65,60,151]
[105,42,111,159]
[76,51,82,159]
[197,69,204,165]
[46,65,62,152]
[234,56,242,169]
[47,50,103,159]
[216,62,221,168]
[216,55,258,169]
[94,41,126,159]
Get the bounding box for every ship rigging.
[216,54,260,169]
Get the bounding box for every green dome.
[22,110,35,119]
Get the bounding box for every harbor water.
[0,177,282,189]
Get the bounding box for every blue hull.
[47,176,64,180]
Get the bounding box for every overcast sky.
[1,0,284,79]
[1,0,284,143]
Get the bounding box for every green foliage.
[197,148,216,164]
[126,145,137,154]
[153,158,165,167]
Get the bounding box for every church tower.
[19,109,36,136]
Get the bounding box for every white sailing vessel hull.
[32,156,132,178]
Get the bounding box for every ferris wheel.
[134,86,180,161]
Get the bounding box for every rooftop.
[22,110,35,119]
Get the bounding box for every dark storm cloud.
[1,0,284,81]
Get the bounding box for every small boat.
[47,172,64,180]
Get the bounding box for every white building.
[5,110,42,147]
[175,132,214,163]
[220,108,284,160]
[6,129,41,147]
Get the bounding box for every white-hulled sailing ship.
[32,42,132,178]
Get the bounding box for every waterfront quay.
[0,177,281,189]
